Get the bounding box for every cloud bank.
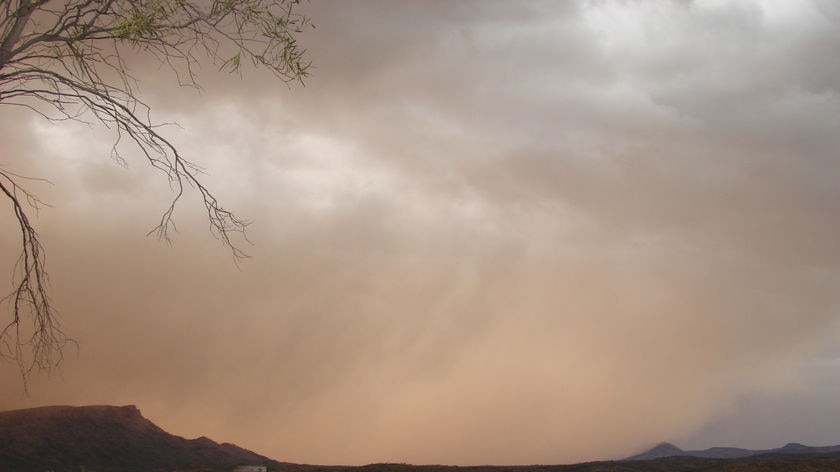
[2,0,840,465]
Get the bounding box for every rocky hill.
[4,404,840,472]
[625,441,840,461]
[0,404,280,472]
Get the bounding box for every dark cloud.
[2,0,840,465]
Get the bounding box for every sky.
[2,0,840,466]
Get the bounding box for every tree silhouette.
[0,0,310,383]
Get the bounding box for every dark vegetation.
[2,405,839,472]
[283,457,840,472]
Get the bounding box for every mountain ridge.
[0,404,281,472]
[4,404,840,471]
[625,440,840,461]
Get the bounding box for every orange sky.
[2,0,840,466]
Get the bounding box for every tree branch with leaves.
[0,0,311,384]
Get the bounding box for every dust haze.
[2,0,840,465]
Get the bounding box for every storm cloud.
[2,0,840,465]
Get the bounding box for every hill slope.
[0,404,280,472]
[4,405,840,472]
[626,441,840,461]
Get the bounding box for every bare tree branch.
[0,0,311,384]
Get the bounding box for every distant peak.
[624,441,685,461]
[780,442,808,450]
[651,442,683,452]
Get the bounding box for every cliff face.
[0,404,279,472]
